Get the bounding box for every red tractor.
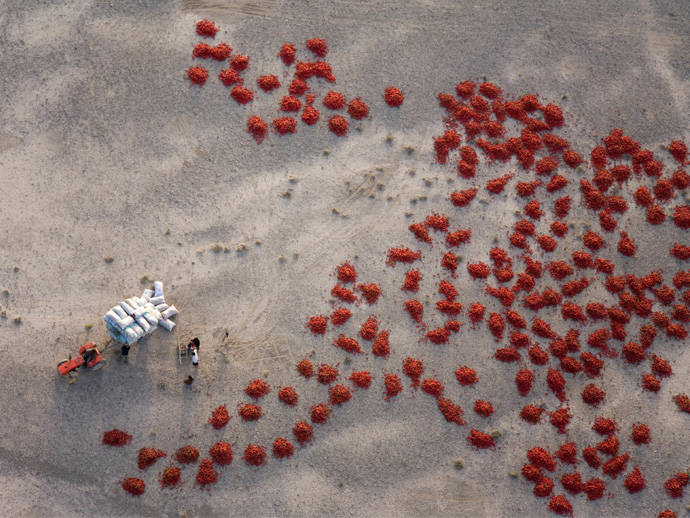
[57,342,105,383]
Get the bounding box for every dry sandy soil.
[0,0,689,517]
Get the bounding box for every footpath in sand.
[0,2,689,517]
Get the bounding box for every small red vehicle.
[58,342,105,381]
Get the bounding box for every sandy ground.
[0,0,689,516]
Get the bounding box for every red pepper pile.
[174,445,200,464]
[209,442,233,466]
[244,379,270,399]
[238,404,264,422]
[102,429,132,447]
[242,444,268,466]
[209,405,230,429]
[278,386,299,406]
[137,447,167,470]
[159,466,181,488]
[272,437,295,459]
[121,477,146,496]
[196,458,218,486]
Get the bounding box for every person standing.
[184,375,194,390]
[118,344,131,364]
[192,346,199,367]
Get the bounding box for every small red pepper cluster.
[137,447,167,470]
[208,405,230,429]
[209,442,233,466]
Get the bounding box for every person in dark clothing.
[118,344,131,364]
[82,348,97,368]
[187,337,200,351]
[184,375,194,390]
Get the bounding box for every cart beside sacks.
[103,281,179,344]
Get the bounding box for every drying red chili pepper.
[159,466,181,488]
[547,495,572,516]
[122,477,146,496]
[420,378,444,398]
[560,472,584,495]
[278,43,296,65]
[386,247,421,266]
[296,358,313,378]
[230,86,254,105]
[467,262,490,279]
[331,284,357,303]
[308,314,329,334]
[372,329,391,357]
[245,379,270,399]
[193,42,213,59]
[436,397,464,425]
[272,437,294,459]
[402,270,422,292]
[384,87,404,107]
[209,405,230,429]
[305,37,328,57]
[196,19,218,38]
[673,205,690,228]
[242,445,268,466]
[278,386,298,406]
[210,43,231,61]
[280,95,302,112]
[272,116,297,135]
[514,369,534,396]
[534,477,554,498]
[520,405,544,424]
[238,403,263,422]
[317,363,339,384]
[175,445,200,464]
[358,316,379,341]
[426,326,451,344]
[657,510,678,518]
[642,373,661,393]
[301,105,320,125]
[219,68,243,87]
[357,283,382,304]
[187,66,209,86]
[310,403,331,424]
[550,408,572,434]
[673,393,690,413]
[450,188,478,207]
[347,98,370,120]
[474,400,495,417]
[602,453,629,478]
[466,429,495,449]
[137,447,166,470]
[334,334,363,354]
[196,458,218,486]
[209,441,233,466]
[293,421,314,445]
[229,54,249,72]
[455,365,478,386]
[596,435,620,456]
[328,115,350,137]
[246,115,268,144]
[403,299,424,323]
[384,373,403,400]
[329,384,352,405]
[102,429,132,447]
[349,370,372,389]
[581,384,606,407]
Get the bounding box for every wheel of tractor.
[92,360,105,371]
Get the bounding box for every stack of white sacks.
[103,281,179,344]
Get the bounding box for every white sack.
[159,318,175,331]
[154,281,164,297]
[161,305,178,319]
